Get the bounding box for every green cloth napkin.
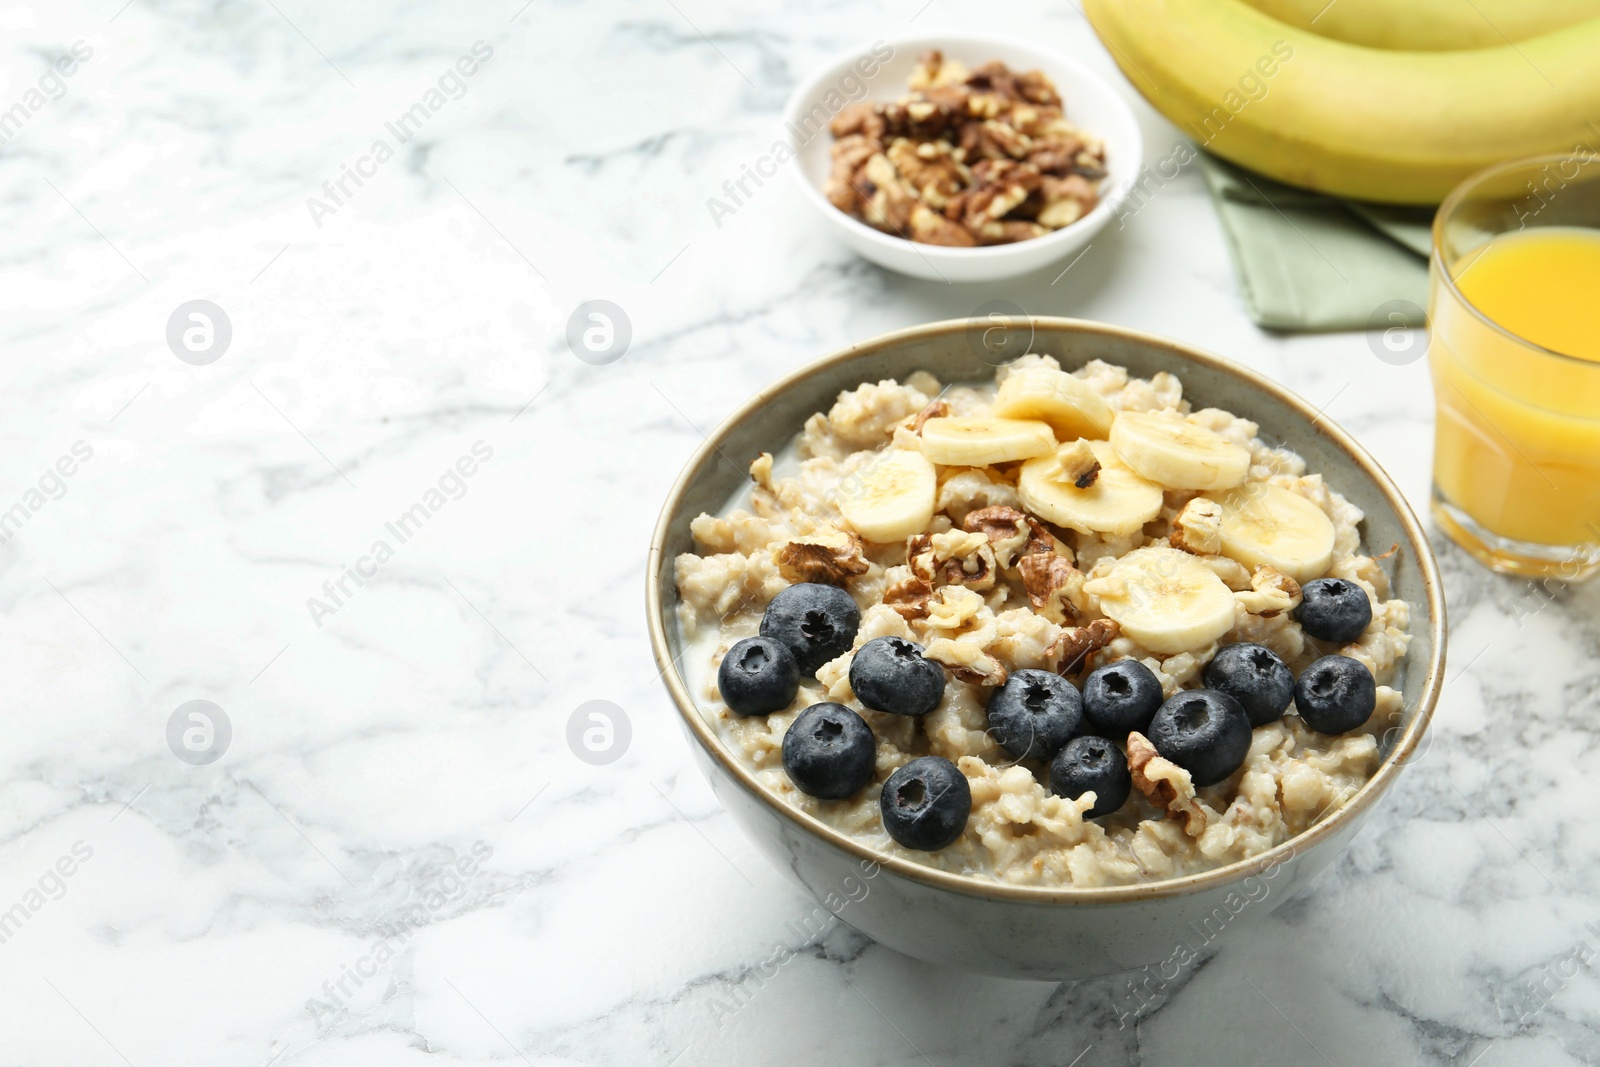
[1197,153,1434,332]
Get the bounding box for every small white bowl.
[782,33,1143,283]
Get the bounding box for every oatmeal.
[825,51,1107,246]
[673,355,1411,887]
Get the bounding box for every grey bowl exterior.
[647,318,1446,981]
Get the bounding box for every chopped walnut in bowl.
[825,50,1107,247]
[783,37,1143,281]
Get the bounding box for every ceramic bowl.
[782,34,1143,282]
[647,318,1446,981]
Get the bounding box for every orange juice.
[1429,227,1600,555]
[1455,229,1600,361]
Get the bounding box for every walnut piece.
[829,101,884,140]
[883,570,934,620]
[823,133,880,216]
[1055,439,1101,489]
[911,398,950,433]
[749,451,774,490]
[887,138,965,210]
[910,203,977,246]
[1199,553,1254,590]
[907,49,958,90]
[940,661,1008,686]
[908,529,997,591]
[1038,174,1099,228]
[961,505,1062,568]
[775,536,870,587]
[1017,553,1085,625]
[918,589,1007,685]
[1170,497,1223,556]
[860,152,917,234]
[1235,565,1303,617]
[1049,617,1120,675]
[924,626,1009,687]
[923,584,987,629]
[1126,732,1208,836]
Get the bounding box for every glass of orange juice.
[1428,152,1600,580]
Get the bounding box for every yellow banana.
[1083,0,1600,203]
[1239,0,1600,51]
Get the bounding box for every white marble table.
[2,1,1597,1064]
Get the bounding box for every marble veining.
[0,0,1596,1064]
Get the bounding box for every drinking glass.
[1427,153,1600,580]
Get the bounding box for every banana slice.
[838,448,937,543]
[1084,546,1238,655]
[992,366,1116,440]
[1109,411,1252,491]
[1018,440,1163,535]
[920,416,1056,467]
[1206,483,1336,584]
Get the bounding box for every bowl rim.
[780,31,1145,263]
[646,317,1448,905]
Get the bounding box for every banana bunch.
[1083,0,1600,203]
[1242,0,1600,50]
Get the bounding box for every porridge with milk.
[673,354,1410,886]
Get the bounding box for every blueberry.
[1296,578,1373,644]
[1082,659,1164,737]
[782,703,877,799]
[849,636,946,716]
[760,583,861,676]
[880,756,971,851]
[1147,689,1252,788]
[717,637,800,716]
[1203,642,1294,727]
[986,668,1083,761]
[1050,735,1132,818]
[1293,655,1376,735]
